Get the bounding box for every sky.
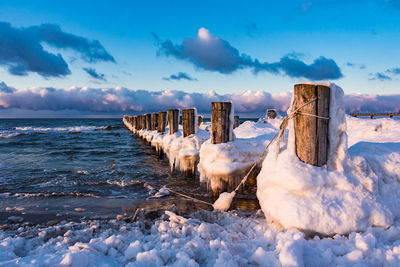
[0,0,399,117]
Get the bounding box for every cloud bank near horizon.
[154,28,343,81]
[0,82,399,116]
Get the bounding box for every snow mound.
[346,115,400,147]
[199,121,278,193]
[257,83,399,235]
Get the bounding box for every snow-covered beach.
[2,107,400,266]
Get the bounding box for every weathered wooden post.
[152,113,158,131]
[145,114,152,131]
[158,111,167,133]
[179,115,182,125]
[211,102,232,144]
[168,109,179,134]
[370,114,374,119]
[233,115,239,128]
[140,115,146,130]
[198,115,203,127]
[267,109,277,119]
[133,116,138,131]
[141,115,146,130]
[293,84,330,167]
[182,109,196,137]
[182,108,197,177]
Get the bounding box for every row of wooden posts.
[123,84,338,198]
[124,104,243,145]
[124,84,335,186]
[349,112,400,119]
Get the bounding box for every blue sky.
[0,0,399,94]
[0,0,399,117]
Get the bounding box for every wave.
[0,125,115,138]
[0,132,20,138]
[0,192,101,199]
[14,126,108,132]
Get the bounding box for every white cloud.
[0,82,398,117]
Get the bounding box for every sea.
[0,118,258,224]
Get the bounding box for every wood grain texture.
[198,115,203,127]
[141,115,145,130]
[234,115,239,129]
[134,116,138,130]
[168,109,179,134]
[211,102,232,144]
[145,114,152,130]
[182,109,195,137]
[152,113,158,131]
[293,84,330,166]
[158,112,167,133]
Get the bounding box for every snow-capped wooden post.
[267,109,277,119]
[198,115,203,127]
[182,108,195,137]
[211,102,232,144]
[168,109,179,134]
[158,111,167,133]
[293,84,330,167]
[152,113,158,131]
[145,114,152,130]
[234,115,239,128]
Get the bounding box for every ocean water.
[0,118,214,222]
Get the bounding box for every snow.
[89,102,400,264]
[212,192,235,211]
[257,82,400,235]
[198,120,278,193]
[3,210,400,266]
[346,115,400,147]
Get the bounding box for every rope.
[226,97,330,199]
[149,97,329,209]
[163,187,214,206]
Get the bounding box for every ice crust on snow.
[4,210,400,266]
[257,82,400,235]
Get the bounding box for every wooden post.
[158,111,167,133]
[370,114,374,119]
[234,115,239,128]
[293,84,330,167]
[168,109,179,134]
[179,115,183,125]
[198,115,203,127]
[133,116,137,130]
[182,109,196,137]
[152,113,158,131]
[211,102,232,144]
[145,114,152,130]
[267,109,277,119]
[141,115,145,130]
